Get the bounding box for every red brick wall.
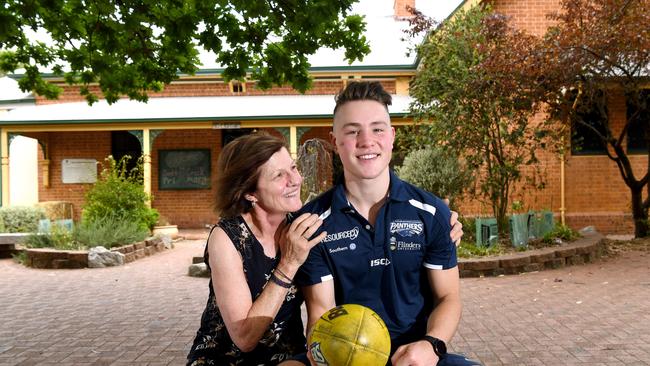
[28,131,111,222]
[34,80,397,105]
[150,129,221,228]
[489,0,561,36]
[26,127,338,228]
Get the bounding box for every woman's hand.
[277,213,327,277]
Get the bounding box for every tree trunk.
[631,187,649,237]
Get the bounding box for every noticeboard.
[158,149,211,190]
[61,159,97,184]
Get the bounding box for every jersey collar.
[332,170,410,213]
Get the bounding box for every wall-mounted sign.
[158,149,211,190]
[212,122,241,129]
[61,159,97,184]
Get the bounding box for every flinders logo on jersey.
[322,227,359,243]
[390,220,423,237]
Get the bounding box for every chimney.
[394,0,416,19]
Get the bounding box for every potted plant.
[152,216,178,238]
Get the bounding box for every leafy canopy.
[0,0,370,104]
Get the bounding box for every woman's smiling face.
[251,147,303,214]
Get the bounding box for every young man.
[294,81,480,366]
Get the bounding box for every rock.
[579,226,596,234]
[188,263,210,278]
[88,246,125,268]
[159,235,174,249]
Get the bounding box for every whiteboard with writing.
[61,159,97,184]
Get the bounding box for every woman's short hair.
[214,132,287,218]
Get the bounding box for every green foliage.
[403,6,558,235]
[82,156,159,231]
[21,225,79,250]
[11,251,27,265]
[542,224,580,244]
[73,216,149,249]
[0,0,370,104]
[459,216,476,245]
[457,240,506,258]
[0,206,45,233]
[396,147,471,208]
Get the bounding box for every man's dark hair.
[333,81,392,115]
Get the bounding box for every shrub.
[459,216,476,245]
[542,224,581,244]
[396,148,471,208]
[0,206,45,233]
[21,225,79,250]
[82,156,159,231]
[73,215,149,249]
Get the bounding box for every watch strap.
[423,335,447,357]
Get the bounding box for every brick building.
[0,0,645,234]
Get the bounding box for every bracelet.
[274,267,293,282]
[269,273,292,289]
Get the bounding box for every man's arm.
[303,280,337,342]
[391,267,462,366]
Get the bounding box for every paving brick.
[1,237,649,366]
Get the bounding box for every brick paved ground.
[0,238,648,366]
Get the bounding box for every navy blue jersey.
[295,171,457,351]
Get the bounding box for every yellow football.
[309,304,391,366]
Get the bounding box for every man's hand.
[391,340,438,366]
[443,198,463,247]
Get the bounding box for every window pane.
[626,90,649,154]
[571,92,608,155]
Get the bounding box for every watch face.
[435,339,447,355]
[425,336,447,356]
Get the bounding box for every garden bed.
[458,232,604,277]
[23,236,169,269]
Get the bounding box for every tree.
[494,0,650,237]
[0,0,369,104]
[402,6,559,235]
[395,147,471,209]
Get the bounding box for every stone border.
[187,233,605,278]
[24,237,168,269]
[458,232,604,277]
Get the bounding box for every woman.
[187,133,325,365]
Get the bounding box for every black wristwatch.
[423,335,447,357]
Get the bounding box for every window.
[230,81,245,94]
[570,91,609,155]
[626,90,649,154]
